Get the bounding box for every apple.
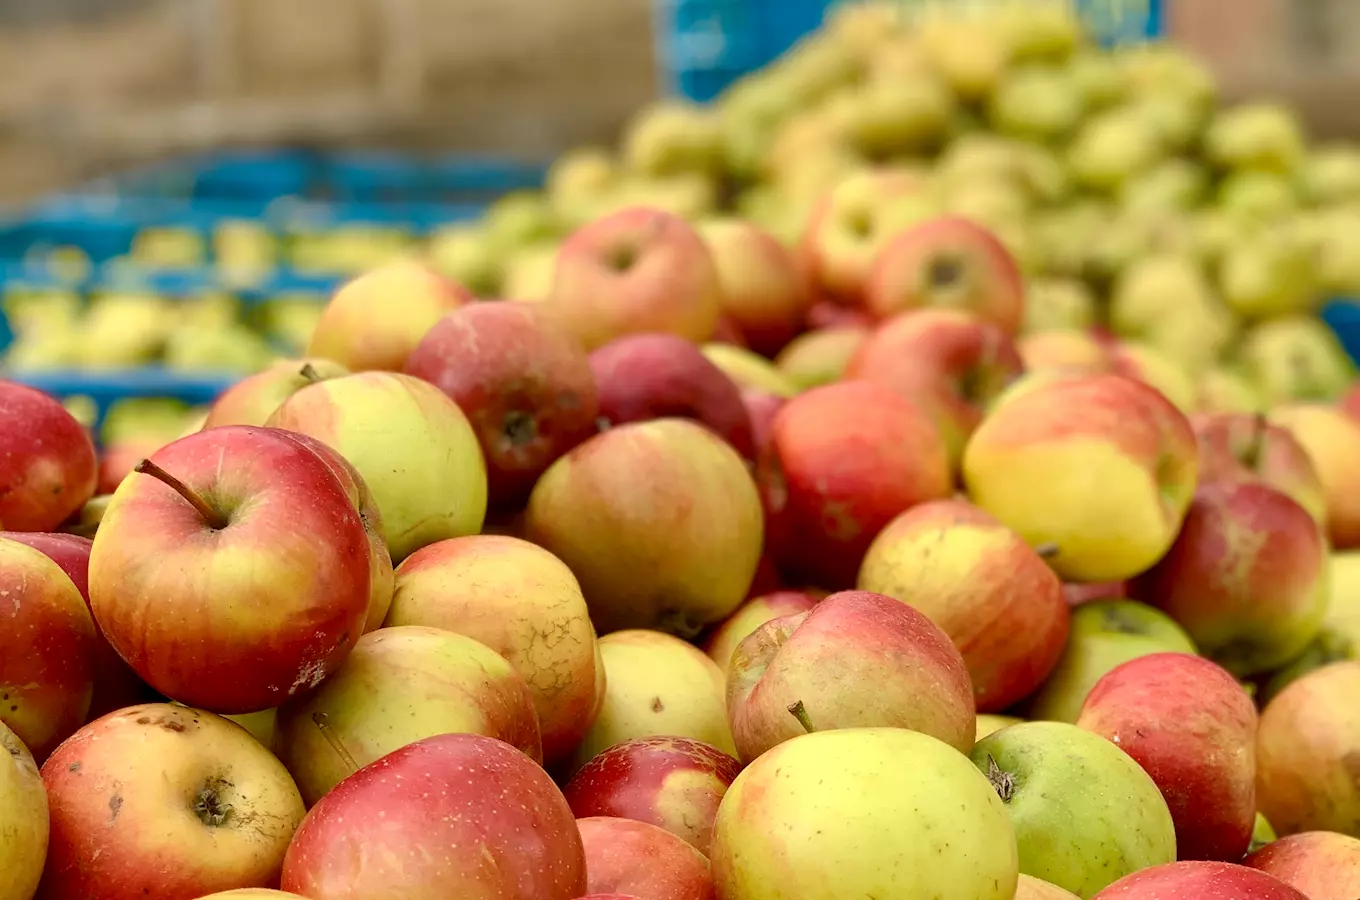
[711,728,1019,900]
[858,498,1070,712]
[962,371,1199,583]
[266,371,488,562]
[1076,653,1258,861]
[1133,480,1329,676]
[803,298,876,331]
[525,419,763,636]
[39,703,306,899]
[563,737,741,854]
[701,590,822,675]
[0,381,98,532]
[1063,580,1129,607]
[698,217,813,356]
[1027,599,1198,723]
[709,314,747,347]
[280,732,586,900]
[1270,404,1360,550]
[1343,382,1360,421]
[577,817,714,900]
[863,216,1026,333]
[1090,861,1309,899]
[773,325,871,392]
[1017,876,1082,900]
[1108,342,1197,413]
[544,207,721,350]
[194,892,303,899]
[0,537,98,761]
[569,630,735,776]
[1256,660,1360,835]
[96,438,163,495]
[700,344,799,398]
[403,300,599,508]
[1243,831,1360,900]
[978,714,1024,741]
[306,259,471,372]
[274,625,540,806]
[972,720,1177,897]
[203,358,351,428]
[845,309,1025,464]
[88,427,372,713]
[385,534,602,763]
[1017,329,1112,374]
[0,719,47,900]
[590,333,755,459]
[1191,412,1328,524]
[761,381,952,590]
[740,389,785,461]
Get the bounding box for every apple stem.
[1034,542,1060,560]
[312,711,360,775]
[299,363,324,384]
[133,460,230,530]
[1242,412,1268,470]
[787,700,818,734]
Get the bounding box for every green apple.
[1204,102,1306,174]
[1022,278,1096,333]
[1237,315,1358,405]
[1027,600,1197,723]
[1218,230,1319,320]
[1248,812,1277,854]
[972,721,1176,898]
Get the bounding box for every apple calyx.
[656,608,707,641]
[502,410,539,447]
[299,363,326,385]
[312,711,360,775]
[134,460,230,530]
[984,755,1016,803]
[787,700,818,734]
[193,776,234,827]
[926,254,966,291]
[1034,542,1060,560]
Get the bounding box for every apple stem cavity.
[312,711,360,775]
[133,459,230,530]
[787,700,818,734]
[299,363,325,384]
[1034,542,1060,560]
[193,777,233,827]
[985,755,1016,803]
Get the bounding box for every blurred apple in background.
[0,720,47,900]
[700,343,799,398]
[702,590,822,675]
[1270,403,1360,550]
[203,358,350,428]
[773,325,870,391]
[576,817,714,900]
[739,388,786,459]
[1090,861,1309,899]
[698,217,812,356]
[1243,831,1360,900]
[0,381,98,532]
[1017,329,1111,374]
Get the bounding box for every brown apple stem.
[298,363,324,384]
[133,460,230,530]
[1241,412,1269,470]
[312,712,360,775]
[1034,542,1060,560]
[985,755,1016,803]
[787,700,817,734]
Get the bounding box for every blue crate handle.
[5,369,237,437]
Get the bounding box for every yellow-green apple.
[563,737,741,854]
[88,427,372,713]
[697,217,813,356]
[1017,876,1082,900]
[203,358,350,428]
[863,216,1026,333]
[726,590,975,763]
[280,733,586,900]
[1090,861,1309,899]
[845,309,1026,465]
[0,531,154,720]
[1256,661,1360,835]
[526,419,762,635]
[978,714,1024,741]
[543,207,720,351]
[1017,329,1112,374]
[194,892,303,899]
[590,334,754,459]
[1027,599,1198,723]
[306,259,470,372]
[576,817,713,900]
[403,301,599,508]
[273,625,540,806]
[1239,317,1356,406]
[0,719,47,900]
[858,499,1070,712]
[1108,342,1196,413]
[0,537,97,761]
[225,709,277,749]
[700,344,799,398]
[1192,412,1327,524]
[761,381,952,589]
[385,534,601,763]
[962,371,1200,582]
[1270,404,1360,550]
[1134,480,1328,676]
[972,721,1177,896]
[0,381,97,531]
[39,703,305,899]
[773,325,871,391]
[1244,831,1360,900]
[712,728,1020,900]
[1196,366,1265,414]
[740,389,785,461]
[569,630,734,775]
[266,372,488,561]
[701,590,822,675]
[1076,653,1258,861]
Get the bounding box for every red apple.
[1191,412,1328,524]
[204,358,351,428]
[576,817,714,900]
[281,732,586,900]
[740,389,785,462]
[1090,861,1308,899]
[1062,580,1129,607]
[1076,653,1258,861]
[0,380,98,532]
[702,590,823,675]
[88,426,372,713]
[97,438,164,495]
[1243,831,1360,900]
[845,308,1025,465]
[39,703,306,900]
[404,300,600,507]
[857,499,1069,712]
[699,217,813,356]
[760,381,952,590]
[727,590,975,763]
[804,298,875,330]
[563,737,741,854]
[591,333,755,459]
[864,216,1025,333]
[709,315,748,348]
[545,207,721,350]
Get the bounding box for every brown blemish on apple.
[108,793,122,822]
[651,697,665,713]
